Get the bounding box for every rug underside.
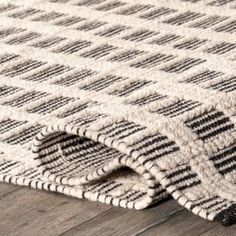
[0,0,236,226]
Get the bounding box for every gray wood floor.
[0,183,235,236]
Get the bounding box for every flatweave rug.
[0,0,236,226]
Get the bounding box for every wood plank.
[199,224,236,236]
[60,198,183,236]
[0,183,19,197]
[0,184,110,236]
[136,206,220,236]
[1,183,234,236]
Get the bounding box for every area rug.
[0,0,235,226]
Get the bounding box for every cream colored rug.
[0,0,236,226]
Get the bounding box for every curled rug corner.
[0,0,236,227]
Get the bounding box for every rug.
[0,0,235,226]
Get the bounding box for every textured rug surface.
[0,0,236,226]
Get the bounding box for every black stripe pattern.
[0,0,235,226]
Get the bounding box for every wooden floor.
[0,183,235,236]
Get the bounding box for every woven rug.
[0,0,236,226]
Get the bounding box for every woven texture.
[0,0,236,226]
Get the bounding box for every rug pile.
[0,0,235,226]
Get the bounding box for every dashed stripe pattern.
[0,0,235,227]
